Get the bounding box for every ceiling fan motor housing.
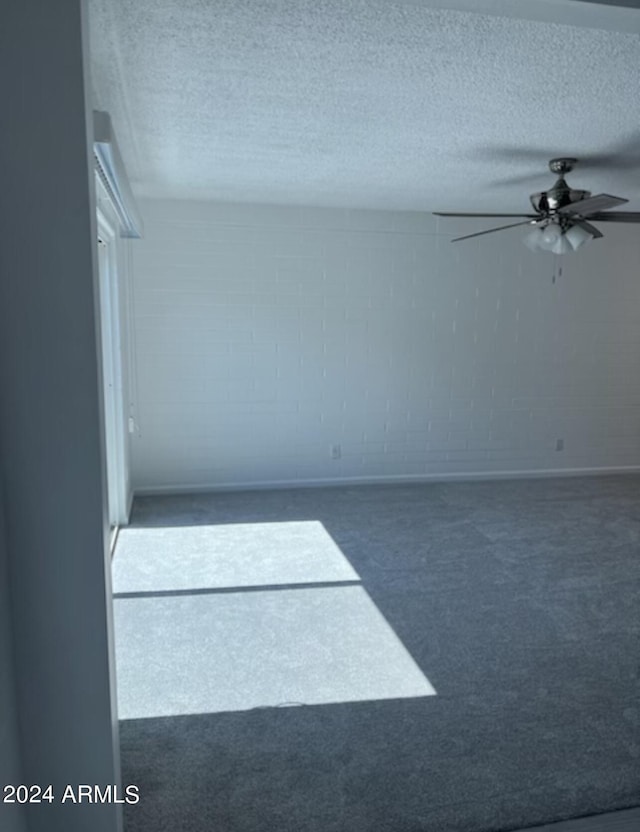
[548,157,577,175]
[530,181,591,213]
[530,157,591,213]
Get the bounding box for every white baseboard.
[133,465,640,497]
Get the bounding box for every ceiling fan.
[434,158,640,254]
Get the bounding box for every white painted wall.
[0,486,26,832]
[131,198,640,492]
[0,2,121,830]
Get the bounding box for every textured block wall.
[130,199,640,491]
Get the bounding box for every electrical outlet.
[330,444,342,460]
[556,438,564,452]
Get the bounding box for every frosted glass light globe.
[541,223,561,245]
[523,228,544,251]
[564,223,593,251]
[551,234,572,255]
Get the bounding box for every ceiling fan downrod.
[530,158,590,214]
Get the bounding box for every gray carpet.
[526,807,640,831]
[116,475,640,832]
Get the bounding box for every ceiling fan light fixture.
[522,222,585,255]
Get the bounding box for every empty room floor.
[112,476,640,832]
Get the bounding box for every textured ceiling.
[88,0,640,212]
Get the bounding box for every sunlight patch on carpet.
[113,521,359,593]
[114,584,436,719]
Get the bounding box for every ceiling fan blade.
[451,220,536,243]
[490,173,550,188]
[586,211,640,223]
[472,147,554,164]
[474,132,640,172]
[558,194,628,216]
[573,219,603,239]
[434,212,538,218]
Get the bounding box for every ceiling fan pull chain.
[552,255,562,284]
